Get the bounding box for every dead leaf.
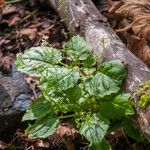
[0,53,15,73]
[2,4,16,15]
[19,28,37,41]
[61,139,75,150]
[0,0,5,5]
[0,2,67,61]
[105,0,150,67]
[54,123,79,140]
[36,139,50,148]
[53,123,79,150]
[9,15,20,26]
[24,76,40,99]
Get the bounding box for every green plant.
[136,81,150,108]
[16,35,135,149]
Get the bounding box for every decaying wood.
[37,0,150,140]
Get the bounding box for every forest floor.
[0,1,150,150]
[0,1,67,73]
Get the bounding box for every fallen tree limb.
[37,0,150,141]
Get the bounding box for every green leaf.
[99,93,134,119]
[123,118,145,142]
[26,114,59,139]
[16,55,44,76]
[99,139,111,150]
[90,139,111,150]
[82,53,97,67]
[98,60,126,85]
[80,114,109,145]
[85,73,120,98]
[65,85,82,103]
[22,96,51,121]
[16,46,62,75]
[22,46,62,65]
[42,68,79,91]
[111,93,134,116]
[64,35,96,66]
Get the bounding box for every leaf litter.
[100,0,150,67]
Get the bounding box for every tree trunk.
[37,0,150,140]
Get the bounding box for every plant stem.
[6,0,23,4]
[59,114,74,119]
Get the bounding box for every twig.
[6,0,24,4]
[19,9,38,24]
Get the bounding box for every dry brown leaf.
[53,123,79,150]
[0,52,15,73]
[54,123,79,140]
[62,139,75,150]
[36,139,50,148]
[9,15,21,26]
[24,76,40,99]
[0,0,5,5]
[19,28,37,41]
[2,4,16,15]
[105,0,150,67]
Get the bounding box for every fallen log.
[36,0,150,141]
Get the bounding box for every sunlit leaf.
[42,68,79,91]
[26,114,59,139]
[64,35,96,66]
[98,60,126,85]
[80,114,109,145]
[22,96,51,121]
[99,93,134,119]
[16,46,62,75]
[85,73,120,98]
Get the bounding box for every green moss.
[136,81,150,108]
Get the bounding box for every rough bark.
[37,0,150,140]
